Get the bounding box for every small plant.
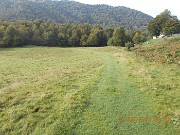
[125,42,133,51]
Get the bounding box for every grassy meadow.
[0,41,180,134]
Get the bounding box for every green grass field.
[0,45,179,134]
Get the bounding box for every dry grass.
[132,37,180,65]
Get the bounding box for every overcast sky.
[74,0,180,19]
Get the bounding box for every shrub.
[125,42,133,51]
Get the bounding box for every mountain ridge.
[0,0,153,29]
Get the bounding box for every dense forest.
[0,20,147,48]
[0,0,153,29]
[0,1,179,48]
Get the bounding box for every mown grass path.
[74,49,177,135]
[0,47,178,135]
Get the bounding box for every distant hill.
[0,0,153,29]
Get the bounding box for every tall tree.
[2,25,16,47]
[68,29,81,46]
[80,34,88,46]
[108,26,126,46]
[148,9,180,36]
[87,26,107,46]
[105,28,114,40]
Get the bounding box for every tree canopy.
[0,0,153,30]
[148,9,180,36]
[0,20,147,48]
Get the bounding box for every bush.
[125,42,133,51]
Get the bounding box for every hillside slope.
[0,0,153,29]
[132,36,180,64]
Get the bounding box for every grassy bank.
[133,36,180,64]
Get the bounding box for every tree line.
[0,20,147,48]
[148,10,180,37]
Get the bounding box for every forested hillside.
[0,0,153,29]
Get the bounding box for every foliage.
[133,31,147,44]
[0,21,141,47]
[0,0,153,29]
[107,27,126,46]
[125,42,134,51]
[148,9,180,36]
